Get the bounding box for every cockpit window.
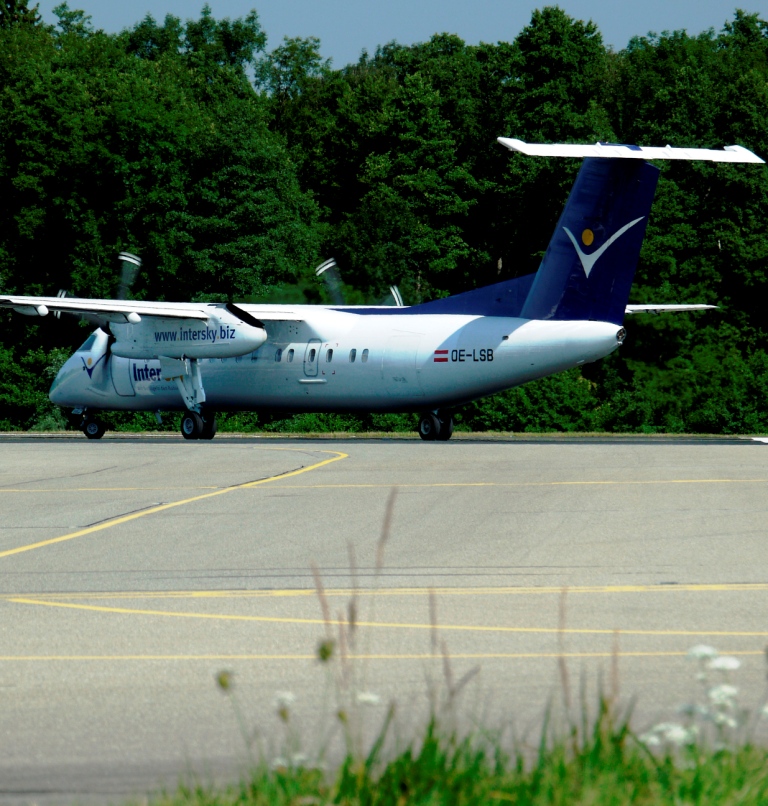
[76,334,98,353]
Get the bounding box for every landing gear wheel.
[418,413,441,441]
[82,419,105,440]
[435,413,454,441]
[181,411,204,440]
[200,413,217,440]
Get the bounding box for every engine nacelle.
[109,310,267,360]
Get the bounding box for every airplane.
[0,139,763,441]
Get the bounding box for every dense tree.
[0,5,320,303]
[0,5,767,432]
[0,0,40,28]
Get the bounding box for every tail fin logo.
[563,217,645,278]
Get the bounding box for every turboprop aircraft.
[0,139,763,441]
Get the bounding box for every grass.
[141,496,768,805]
[151,708,768,805]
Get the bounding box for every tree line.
[1,1,767,433]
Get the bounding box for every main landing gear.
[162,356,216,440]
[180,411,217,440]
[418,411,454,442]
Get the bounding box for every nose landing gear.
[418,411,454,441]
[80,412,106,440]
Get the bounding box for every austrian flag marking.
[434,350,449,363]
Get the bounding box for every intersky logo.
[563,217,645,278]
[80,353,105,378]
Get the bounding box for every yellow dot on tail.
[87,358,93,366]
[582,229,594,246]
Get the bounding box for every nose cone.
[49,356,85,406]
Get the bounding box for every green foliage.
[460,369,599,432]
[0,0,39,29]
[0,339,69,429]
[150,707,768,805]
[1,6,768,433]
[0,6,320,303]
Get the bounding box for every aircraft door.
[383,334,424,397]
[303,339,321,377]
[110,356,136,397]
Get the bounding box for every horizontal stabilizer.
[625,304,717,314]
[498,138,765,164]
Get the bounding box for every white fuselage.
[49,307,623,413]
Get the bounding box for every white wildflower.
[652,721,681,734]
[275,691,297,708]
[760,703,768,720]
[663,724,696,747]
[713,713,738,729]
[688,645,718,661]
[271,756,289,770]
[707,656,741,672]
[639,732,661,747]
[291,752,308,767]
[708,684,738,706]
[356,691,382,706]
[644,722,697,747]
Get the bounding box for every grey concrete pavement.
[2,435,768,804]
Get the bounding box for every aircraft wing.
[0,293,317,327]
[497,138,765,163]
[241,310,304,322]
[0,295,211,323]
[625,304,717,314]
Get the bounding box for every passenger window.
[275,348,282,362]
[349,349,356,363]
[326,348,333,362]
[361,349,369,363]
[309,348,316,362]
[287,348,294,363]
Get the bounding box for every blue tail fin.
[520,158,660,325]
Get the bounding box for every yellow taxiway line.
[10,596,768,638]
[3,478,768,494]
[11,582,768,601]
[0,449,347,560]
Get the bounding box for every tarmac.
[2,433,768,804]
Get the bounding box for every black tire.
[181,411,204,440]
[83,419,105,440]
[435,414,454,441]
[200,414,218,440]
[418,413,441,441]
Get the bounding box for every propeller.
[315,258,405,307]
[51,252,142,325]
[53,288,67,319]
[117,252,141,300]
[380,286,404,307]
[315,258,344,305]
